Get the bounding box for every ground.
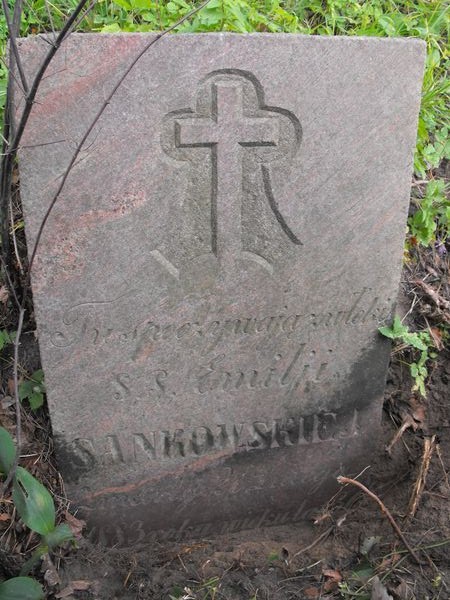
[0,192,449,600]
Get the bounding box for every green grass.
[1,0,449,242]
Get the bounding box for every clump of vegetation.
[0,426,73,599]
[18,369,45,410]
[379,315,438,396]
[409,178,449,247]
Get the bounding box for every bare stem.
[337,475,423,564]
[0,0,92,273]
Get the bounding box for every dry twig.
[385,414,417,455]
[293,525,334,558]
[337,476,422,564]
[408,435,437,517]
[414,279,450,322]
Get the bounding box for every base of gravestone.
[67,407,381,547]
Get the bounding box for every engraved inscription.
[62,409,361,472]
[88,500,323,547]
[50,288,393,354]
[161,69,302,278]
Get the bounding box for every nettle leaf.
[0,426,16,475]
[403,333,428,351]
[0,329,15,351]
[0,576,44,600]
[378,325,395,340]
[12,467,55,535]
[379,316,404,340]
[19,371,45,410]
[28,391,45,411]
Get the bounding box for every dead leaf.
[0,286,8,304]
[7,378,15,395]
[42,554,61,587]
[64,511,85,538]
[0,514,11,522]
[55,587,75,599]
[392,580,414,600]
[322,568,342,582]
[429,327,444,351]
[324,580,339,592]
[323,568,342,592]
[378,553,401,571]
[371,576,393,600]
[304,587,320,599]
[55,582,91,599]
[1,396,14,409]
[44,568,61,587]
[410,397,427,428]
[71,580,91,591]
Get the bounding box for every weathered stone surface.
[17,33,425,545]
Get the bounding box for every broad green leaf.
[12,467,55,535]
[0,577,44,600]
[378,325,395,340]
[0,330,15,352]
[101,23,123,32]
[0,426,15,475]
[18,380,33,401]
[19,371,45,411]
[410,363,419,378]
[112,0,131,10]
[403,334,428,351]
[44,523,73,549]
[28,391,45,411]
[130,0,151,9]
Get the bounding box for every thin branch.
[1,0,29,95]
[0,306,25,493]
[9,195,24,275]
[293,525,334,557]
[68,0,98,34]
[0,54,26,97]
[16,138,66,150]
[44,0,57,41]
[337,476,422,564]
[0,0,92,272]
[0,0,25,269]
[10,0,91,155]
[0,254,20,309]
[26,0,212,278]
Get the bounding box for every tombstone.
[16,33,425,545]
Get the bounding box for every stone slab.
[16,33,425,545]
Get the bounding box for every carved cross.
[175,81,279,273]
